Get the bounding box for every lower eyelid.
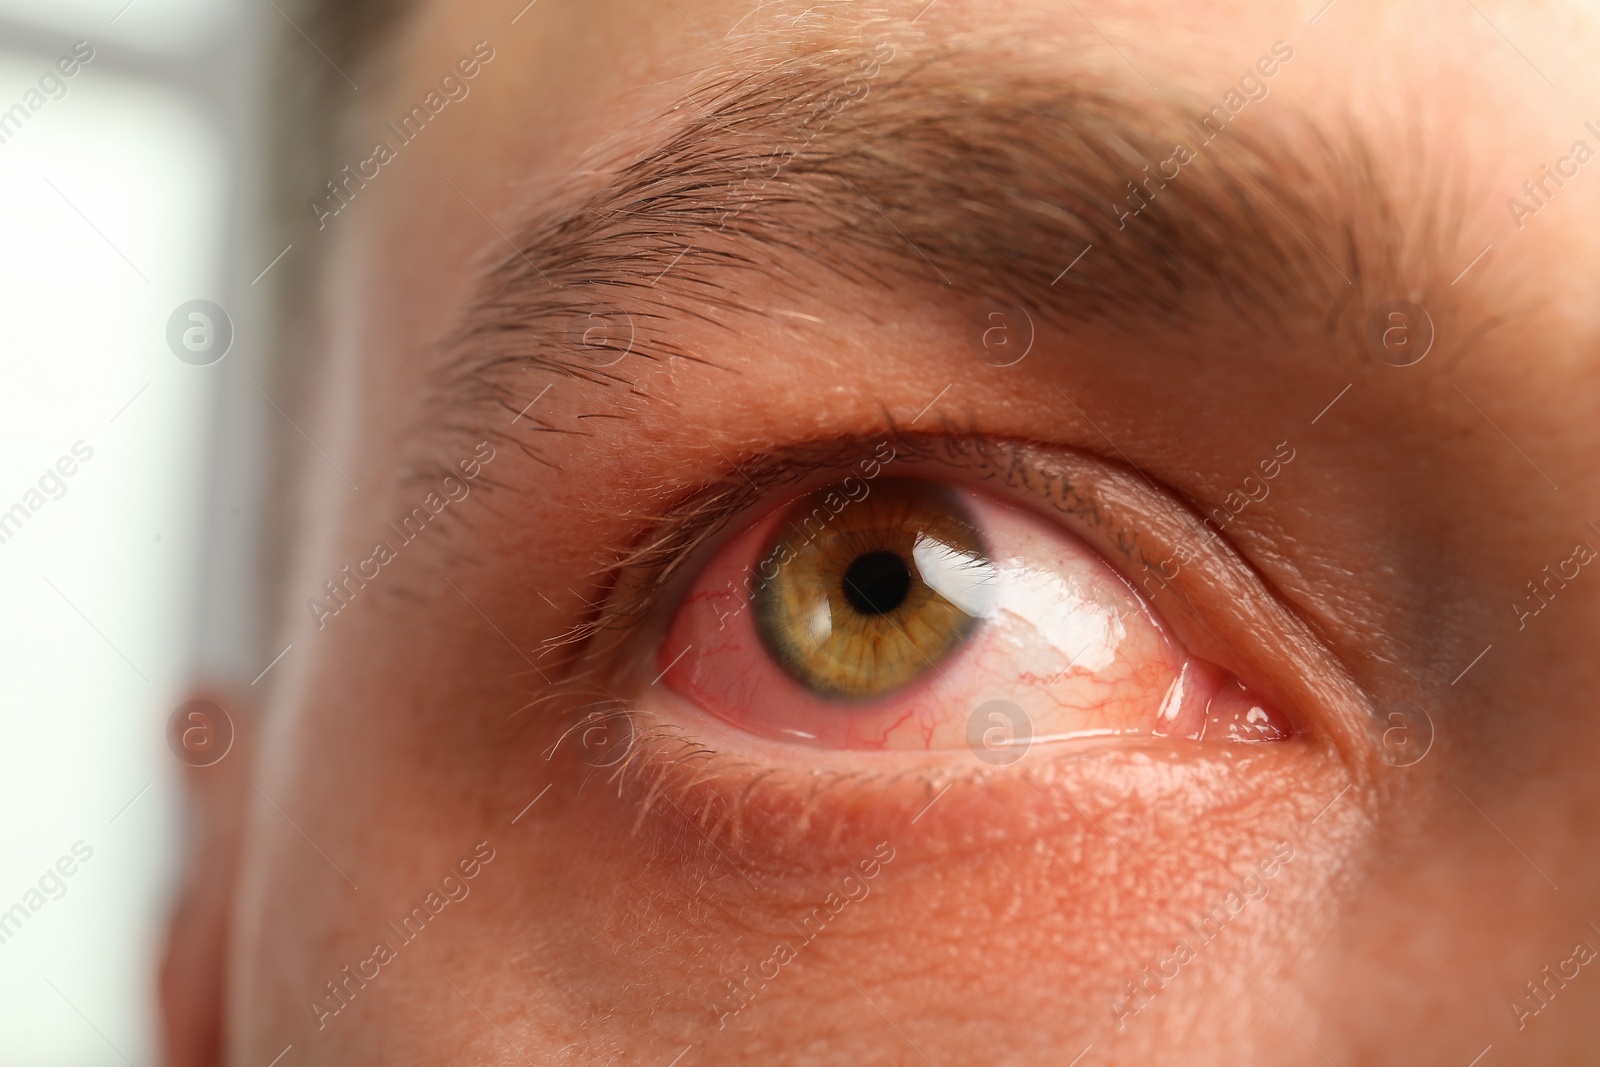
[568,710,1349,881]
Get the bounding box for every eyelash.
[535,428,1143,673]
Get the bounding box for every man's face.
[172,1,1600,1063]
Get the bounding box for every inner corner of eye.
[651,472,1294,752]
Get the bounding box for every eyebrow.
[418,38,1484,461]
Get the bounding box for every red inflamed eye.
[656,476,1292,752]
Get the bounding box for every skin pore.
[163,1,1600,1065]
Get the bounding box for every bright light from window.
[0,23,229,1064]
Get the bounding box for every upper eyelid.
[543,431,1137,669]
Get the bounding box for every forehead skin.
[223,1,1600,1065]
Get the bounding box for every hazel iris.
[752,478,995,699]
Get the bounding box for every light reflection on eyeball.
[658,475,1291,752]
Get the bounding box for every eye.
[656,473,1292,752]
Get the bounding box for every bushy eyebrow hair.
[413,38,1484,469]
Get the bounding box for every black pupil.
[842,551,913,615]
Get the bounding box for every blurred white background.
[0,0,268,1061]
